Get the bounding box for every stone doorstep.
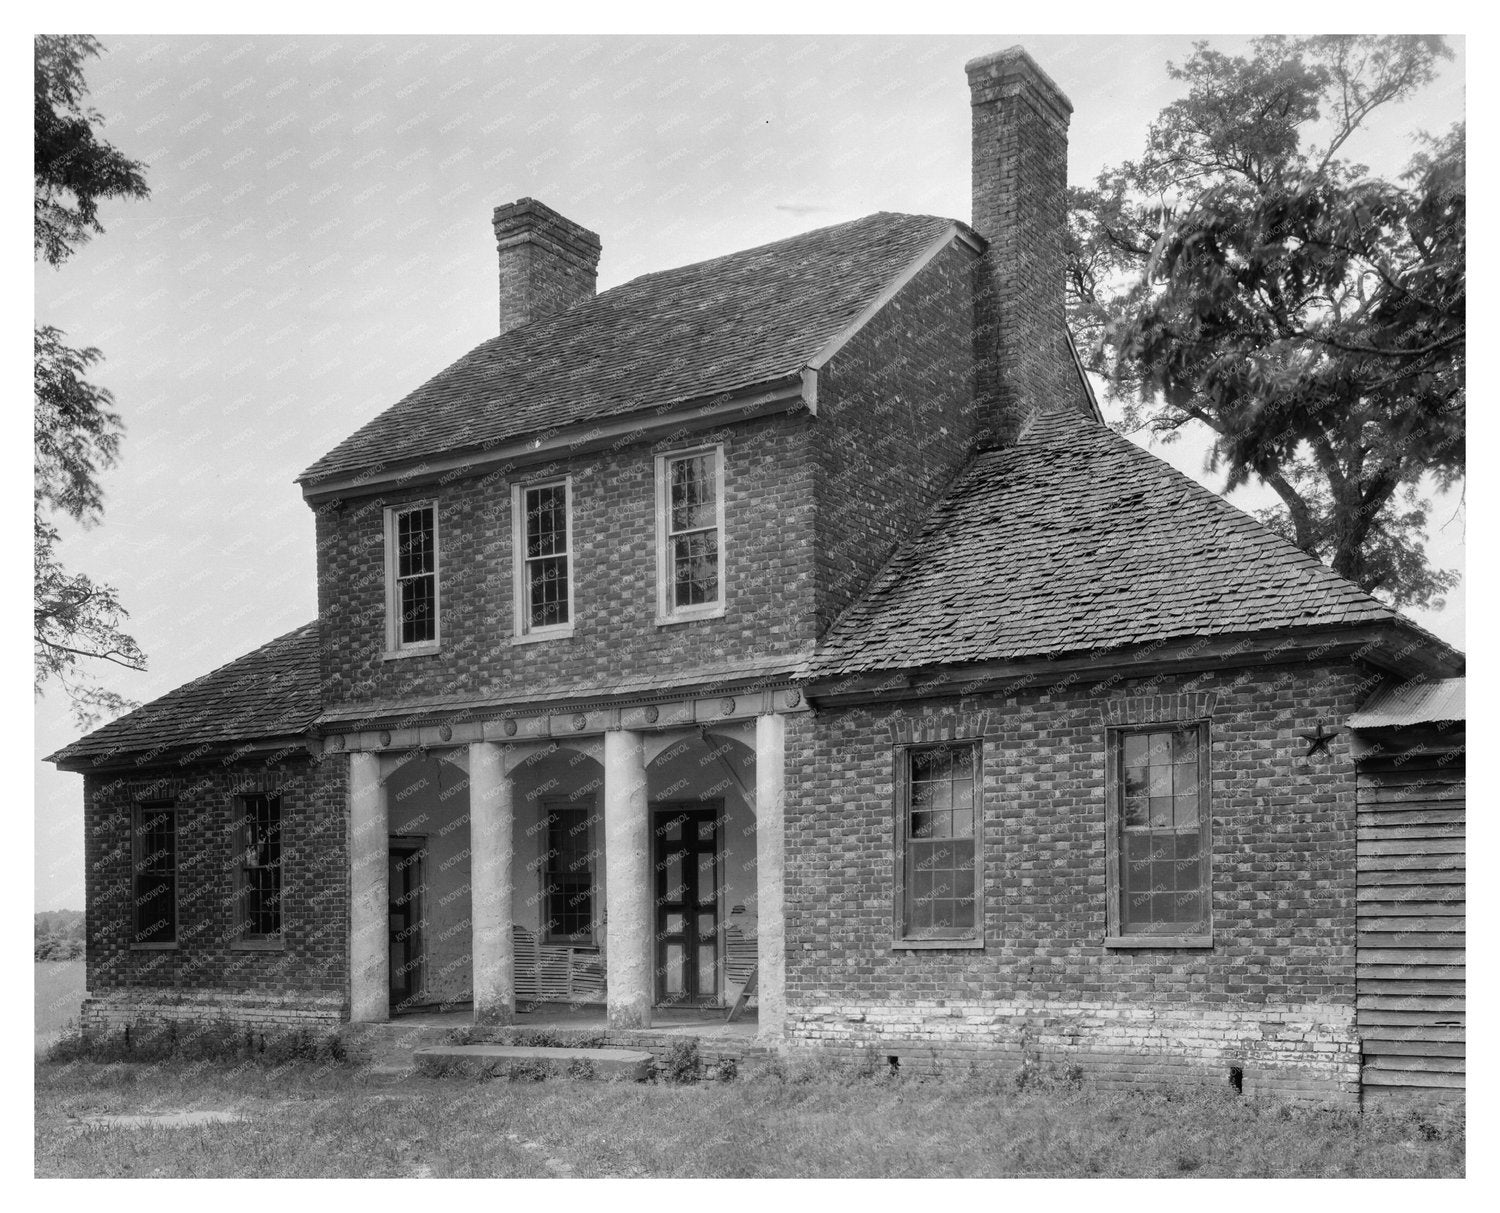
[415,1044,653,1081]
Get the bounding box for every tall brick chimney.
[492,198,602,335]
[966,46,1085,444]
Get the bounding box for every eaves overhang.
[804,620,1464,710]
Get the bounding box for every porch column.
[469,741,515,1025]
[349,750,388,1023]
[755,712,788,1040]
[604,728,652,1029]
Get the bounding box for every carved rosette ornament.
[503,719,518,737]
[438,723,453,742]
[644,705,660,724]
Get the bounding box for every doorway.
[654,802,722,1005]
[388,837,426,1014]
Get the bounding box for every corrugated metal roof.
[1349,677,1466,728]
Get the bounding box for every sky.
[31,33,1467,911]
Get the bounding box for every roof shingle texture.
[810,411,1399,678]
[301,211,960,483]
[47,622,322,768]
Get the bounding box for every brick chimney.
[966,46,1085,444]
[492,198,602,335]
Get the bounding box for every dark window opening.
[236,793,282,942]
[132,802,177,944]
[541,801,596,944]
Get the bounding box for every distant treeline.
[36,909,84,961]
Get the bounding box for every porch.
[343,712,790,1041]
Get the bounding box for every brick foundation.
[80,988,344,1035]
[787,998,1360,1104]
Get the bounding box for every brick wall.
[313,413,818,711]
[967,48,1091,443]
[81,752,348,1032]
[813,241,979,633]
[493,198,601,335]
[785,661,1372,1102]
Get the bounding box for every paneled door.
[654,803,722,1005]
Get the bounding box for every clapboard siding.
[1354,742,1465,1106]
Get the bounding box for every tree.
[1067,36,1463,608]
[35,35,149,726]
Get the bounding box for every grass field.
[34,1054,1464,1179]
[34,960,85,1049]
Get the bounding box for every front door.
[388,839,426,1014]
[654,804,722,1005]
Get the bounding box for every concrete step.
[414,1043,653,1081]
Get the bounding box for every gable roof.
[810,410,1436,679]
[1350,677,1465,729]
[47,622,322,771]
[300,211,964,484]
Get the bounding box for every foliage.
[35,1058,1464,1178]
[35,35,149,269]
[45,1017,349,1067]
[34,36,150,727]
[660,1037,700,1084]
[1066,35,1463,607]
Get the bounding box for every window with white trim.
[894,740,983,946]
[512,477,573,637]
[655,445,725,620]
[384,503,439,652]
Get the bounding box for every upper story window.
[384,502,439,654]
[132,801,177,947]
[512,477,574,640]
[655,444,725,622]
[894,741,983,948]
[234,793,283,946]
[1106,724,1212,946]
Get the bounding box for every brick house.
[49,47,1465,1105]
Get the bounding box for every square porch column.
[755,713,787,1040]
[604,728,652,1029]
[348,750,388,1022]
[469,740,515,1025]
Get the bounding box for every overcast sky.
[32,33,1467,910]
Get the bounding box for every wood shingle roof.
[47,621,322,770]
[809,410,1412,678]
[300,211,962,484]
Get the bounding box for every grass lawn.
[34,961,85,1049]
[34,1054,1463,1178]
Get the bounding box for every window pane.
[241,794,282,939]
[1117,726,1208,932]
[672,530,719,606]
[397,508,434,577]
[669,454,716,532]
[400,574,436,643]
[134,806,176,943]
[525,486,567,557]
[527,555,569,627]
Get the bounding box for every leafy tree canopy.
[34,35,149,727]
[1067,35,1463,609]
